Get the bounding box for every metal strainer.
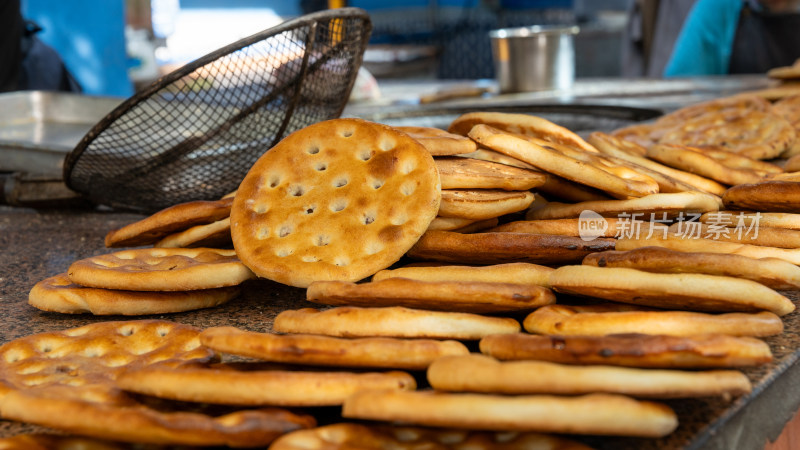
[64,7,372,213]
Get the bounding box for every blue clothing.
[664,0,743,77]
[21,0,133,97]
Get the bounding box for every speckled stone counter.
[1,204,800,449]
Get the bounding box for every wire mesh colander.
[64,8,372,213]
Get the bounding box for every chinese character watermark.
[577,210,761,241]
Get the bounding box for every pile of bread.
[7,90,800,448]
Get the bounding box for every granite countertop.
[1,204,799,449]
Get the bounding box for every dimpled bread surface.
[231,118,441,288]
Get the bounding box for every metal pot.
[490,25,580,94]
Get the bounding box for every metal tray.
[350,103,663,136]
[0,91,121,177]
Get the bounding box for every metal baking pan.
[0,91,121,177]
[351,103,663,135]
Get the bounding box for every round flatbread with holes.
[0,321,314,447]
[0,320,214,395]
[67,248,255,291]
[28,273,240,315]
[230,118,441,288]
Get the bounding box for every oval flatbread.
[448,112,599,154]
[523,304,784,337]
[468,124,658,199]
[0,390,314,448]
[583,247,800,290]
[700,211,800,230]
[116,363,416,407]
[270,423,595,450]
[373,262,554,287]
[667,222,800,249]
[722,180,800,213]
[438,189,535,220]
[104,197,233,248]
[428,354,751,398]
[342,390,678,438]
[305,278,555,314]
[490,218,668,238]
[590,132,727,195]
[525,192,721,220]
[154,217,232,248]
[615,233,800,265]
[406,230,616,266]
[200,326,469,370]
[435,157,546,190]
[549,265,794,316]
[395,126,477,156]
[646,144,777,186]
[273,307,521,340]
[479,332,773,368]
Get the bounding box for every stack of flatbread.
[398,126,540,233]
[16,96,800,447]
[610,95,797,159]
[27,248,254,315]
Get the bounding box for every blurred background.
[14,0,691,98]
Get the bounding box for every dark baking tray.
[350,103,663,135]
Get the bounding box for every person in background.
[621,0,697,78]
[1,0,134,96]
[0,0,81,93]
[664,0,800,76]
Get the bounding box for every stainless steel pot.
[490,25,580,93]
